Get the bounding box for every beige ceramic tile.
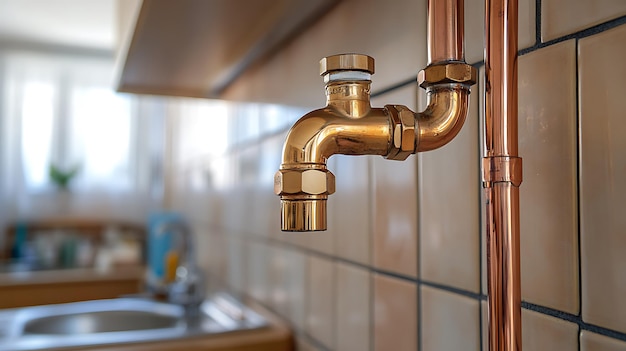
[579,25,626,333]
[267,245,288,317]
[258,135,284,238]
[481,303,578,351]
[284,249,307,331]
[419,74,480,293]
[518,40,579,313]
[522,310,578,351]
[306,255,336,349]
[373,274,418,351]
[581,331,626,351]
[227,236,246,293]
[465,0,536,64]
[336,263,371,351]
[481,301,488,351]
[332,154,372,265]
[371,85,419,278]
[246,241,270,306]
[542,0,626,41]
[205,234,228,288]
[421,287,480,351]
[223,0,426,106]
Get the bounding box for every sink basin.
[23,310,179,335]
[0,294,267,350]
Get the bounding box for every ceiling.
[0,0,116,51]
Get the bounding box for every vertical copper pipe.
[428,0,464,64]
[484,0,522,350]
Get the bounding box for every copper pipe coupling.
[417,62,477,88]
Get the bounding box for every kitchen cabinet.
[115,0,336,98]
[0,266,143,309]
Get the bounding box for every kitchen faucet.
[152,220,206,311]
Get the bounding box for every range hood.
[115,0,336,98]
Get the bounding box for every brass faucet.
[274,53,476,231]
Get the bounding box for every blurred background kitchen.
[1,0,626,351]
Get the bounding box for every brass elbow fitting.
[275,54,476,232]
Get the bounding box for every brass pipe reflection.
[417,84,470,152]
[484,0,522,350]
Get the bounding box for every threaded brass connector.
[418,62,477,88]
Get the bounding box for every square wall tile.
[579,24,626,333]
[306,255,336,349]
[267,245,289,317]
[521,310,578,351]
[421,287,480,351]
[284,249,307,331]
[419,76,480,293]
[373,274,418,351]
[332,155,372,265]
[518,40,579,313]
[222,0,426,106]
[227,236,246,293]
[542,0,626,42]
[581,331,626,351]
[465,0,536,64]
[246,241,270,305]
[371,85,419,278]
[481,303,578,351]
[336,263,371,351]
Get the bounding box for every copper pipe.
[428,0,464,63]
[484,0,522,350]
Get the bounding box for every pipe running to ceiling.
[483,0,523,350]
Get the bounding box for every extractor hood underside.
[116,0,337,99]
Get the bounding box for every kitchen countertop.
[0,265,145,287]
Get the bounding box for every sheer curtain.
[0,51,164,225]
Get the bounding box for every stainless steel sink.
[0,293,267,350]
[22,310,180,335]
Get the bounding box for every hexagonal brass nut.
[274,168,336,196]
[417,62,477,88]
[385,105,416,161]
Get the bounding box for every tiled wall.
[169,0,626,350]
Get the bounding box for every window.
[0,50,167,226]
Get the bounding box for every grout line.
[574,37,584,351]
[535,0,542,45]
[230,232,487,301]
[415,151,423,351]
[519,15,626,56]
[209,229,626,345]
[373,16,626,97]
[371,76,416,98]
[522,302,626,343]
[252,296,332,351]
[367,157,375,351]
[369,262,375,351]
